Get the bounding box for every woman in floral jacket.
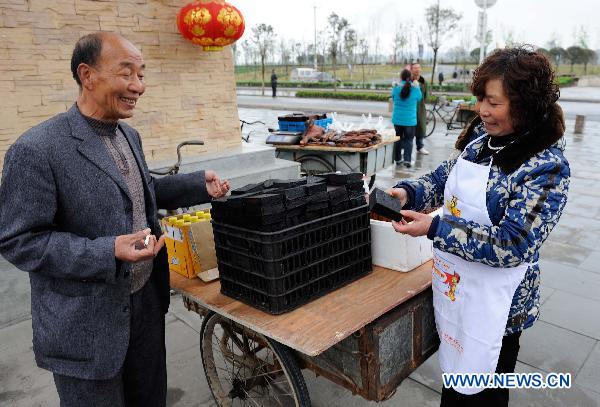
[388,47,570,406]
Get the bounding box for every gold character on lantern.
[184,7,212,26]
[217,7,242,26]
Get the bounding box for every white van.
[290,68,339,83]
[290,68,320,82]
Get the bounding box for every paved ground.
[2,96,600,406]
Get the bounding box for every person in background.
[438,71,444,86]
[387,47,569,406]
[270,69,278,98]
[391,69,423,168]
[411,63,430,155]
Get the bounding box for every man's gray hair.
[70,33,104,87]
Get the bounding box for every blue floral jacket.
[395,123,570,335]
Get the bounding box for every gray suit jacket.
[0,104,210,380]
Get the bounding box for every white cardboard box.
[370,209,441,272]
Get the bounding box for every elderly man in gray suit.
[0,32,230,406]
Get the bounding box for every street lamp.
[475,0,497,64]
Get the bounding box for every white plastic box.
[370,209,440,272]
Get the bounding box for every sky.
[233,0,600,59]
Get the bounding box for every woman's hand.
[384,187,408,207]
[391,210,433,237]
[205,170,230,198]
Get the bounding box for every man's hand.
[384,187,408,207]
[115,228,166,262]
[391,210,433,237]
[205,170,230,198]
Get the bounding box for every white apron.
[432,135,529,395]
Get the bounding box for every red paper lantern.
[177,0,245,51]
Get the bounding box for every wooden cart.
[274,139,399,187]
[170,260,438,406]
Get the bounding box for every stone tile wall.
[0,0,242,170]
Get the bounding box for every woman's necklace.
[487,136,503,151]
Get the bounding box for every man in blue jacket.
[0,32,229,407]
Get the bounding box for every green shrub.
[556,76,575,86]
[295,91,472,103]
[430,83,470,92]
[295,90,390,101]
[237,81,342,88]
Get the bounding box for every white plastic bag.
[359,113,374,129]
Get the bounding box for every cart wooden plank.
[274,138,398,153]
[170,261,432,357]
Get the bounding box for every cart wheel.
[200,312,311,407]
[296,155,334,176]
[425,109,436,138]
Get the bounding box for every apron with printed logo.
[432,135,529,395]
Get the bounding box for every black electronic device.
[368,188,403,221]
[266,132,302,145]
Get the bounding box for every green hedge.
[237,81,340,88]
[237,81,391,89]
[295,90,389,102]
[556,76,575,86]
[430,83,470,92]
[295,90,471,104]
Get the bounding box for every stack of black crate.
[210,173,372,314]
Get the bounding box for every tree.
[316,29,329,64]
[549,47,567,68]
[424,0,461,84]
[241,39,252,66]
[546,32,561,50]
[279,39,291,76]
[231,42,238,65]
[582,48,597,74]
[566,45,585,73]
[358,38,369,87]
[392,23,408,65]
[502,27,517,47]
[447,46,465,65]
[327,13,349,90]
[344,28,357,79]
[251,24,276,96]
[458,25,473,79]
[536,47,551,60]
[574,25,589,48]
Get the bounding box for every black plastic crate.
[212,205,369,260]
[216,228,371,278]
[220,257,372,314]
[218,243,370,296]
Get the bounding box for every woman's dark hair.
[456,46,565,173]
[71,33,104,87]
[400,69,412,99]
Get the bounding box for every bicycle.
[148,140,204,176]
[240,119,266,143]
[149,140,204,218]
[425,96,477,137]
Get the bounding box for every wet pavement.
[2,99,600,406]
